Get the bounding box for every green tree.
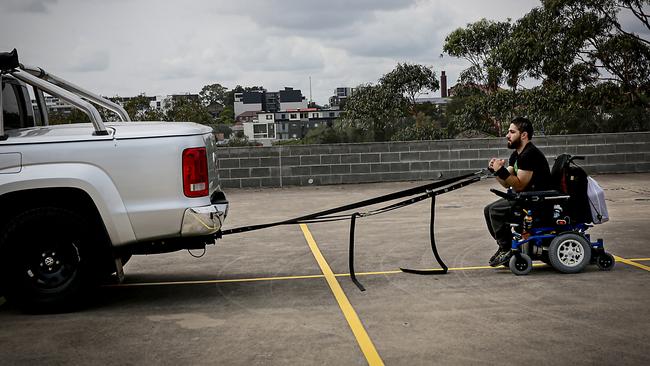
[218,106,235,125]
[141,108,166,121]
[211,123,233,138]
[342,62,444,141]
[391,112,445,141]
[199,83,228,107]
[123,94,154,120]
[341,83,408,141]
[165,97,213,124]
[303,125,343,144]
[443,0,650,137]
[496,0,650,98]
[48,108,90,125]
[443,18,512,90]
[379,63,440,112]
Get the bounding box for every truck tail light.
[182,147,209,197]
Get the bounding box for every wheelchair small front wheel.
[509,253,532,275]
[548,233,591,273]
[596,252,615,271]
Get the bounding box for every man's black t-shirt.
[508,142,551,191]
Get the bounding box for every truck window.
[18,85,36,127]
[2,82,22,130]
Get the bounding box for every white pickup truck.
[0,49,228,312]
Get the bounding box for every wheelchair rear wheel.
[548,233,591,273]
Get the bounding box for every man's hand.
[493,159,506,171]
[489,158,505,172]
[488,158,497,172]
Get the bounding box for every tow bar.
[219,171,485,291]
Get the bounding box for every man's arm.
[497,168,532,192]
[492,158,533,192]
[496,166,515,188]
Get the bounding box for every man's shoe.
[494,250,513,267]
[489,248,509,267]
[488,248,502,265]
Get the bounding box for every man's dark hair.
[511,116,533,139]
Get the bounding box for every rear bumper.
[180,201,228,237]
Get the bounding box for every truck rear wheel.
[0,207,102,312]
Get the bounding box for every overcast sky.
[0,0,600,104]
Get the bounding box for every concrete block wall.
[216,132,650,188]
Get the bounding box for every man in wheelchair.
[485,118,614,275]
[485,117,551,267]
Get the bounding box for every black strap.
[219,171,484,291]
[221,171,478,235]
[400,196,448,275]
[348,213,365,291]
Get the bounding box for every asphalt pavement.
[1,173,649,365]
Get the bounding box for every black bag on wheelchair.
[551,154,606,224]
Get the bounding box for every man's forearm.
[496,176,509,188]
[495,166,518,189]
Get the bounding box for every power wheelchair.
[490,153,615,275]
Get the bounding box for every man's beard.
[507,138,521,149]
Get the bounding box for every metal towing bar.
[219,171,485,291]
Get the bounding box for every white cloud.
[0,0,547,104]
[215,0,417,35]
[67,48,110,72]
[0,0,57,13]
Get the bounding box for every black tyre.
[0,207,103,312]
[548,233,591,274]
[596,252,615,271]
[509,253,532,275]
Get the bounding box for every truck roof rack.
[1,49,132,138]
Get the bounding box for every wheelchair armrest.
[516,190,570,202]
[491,189,570,202]
[517,190,567,198]
[490,188,516,200]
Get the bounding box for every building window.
[290,113,297,119]
[312,113,318,118]
[253,124,267,134]
[267,123,275,138]
[266,115,272,120]
[281,114,286,119]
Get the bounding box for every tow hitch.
[219,171,485,291]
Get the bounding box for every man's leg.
[485,198,515,266]
[484,202,497,240]
[488,198,515,248]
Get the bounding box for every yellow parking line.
[300,224,384,366]
[108,263,554,288]
[628,257,650,262]
[106,274,325,287]
[615,255,650,272]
